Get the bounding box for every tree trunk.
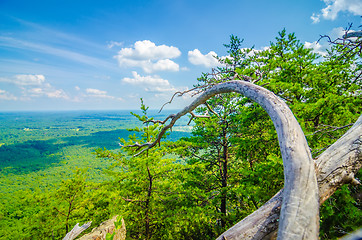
[216,113,362,240]
[220,141,228,228]
[145,166,153,240]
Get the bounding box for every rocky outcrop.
[78,215,126,240]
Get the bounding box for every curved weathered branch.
[132,80,319,239]
[216,114,362,240]
[344,31,362,39]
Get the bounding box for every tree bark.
[220,140,228,228]
[216,113,362,240]
[145,166,153,240]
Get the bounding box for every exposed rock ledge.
[78,216,118,240]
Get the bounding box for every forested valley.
[0,29,361,240]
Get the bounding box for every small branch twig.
[187,111,211,125]
[307,123,353,136]
[205,102,220,118]
[144,114,176,125]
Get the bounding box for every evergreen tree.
[95,99,185,239]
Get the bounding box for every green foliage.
[0,29,360,239]
[319,170,362,239]
[95,100,189,239]
[0,169,110,239]
[0,110,190,239]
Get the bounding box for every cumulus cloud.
[119,40,181,60]
[188,49,222,68]
[86,88,107,95]
[0,89,17,101]
[85,88,123,100]
[0,74,69,100]
[115,40,181,73]
[122,71,178,93]
[15,74,45,85]
[304,41,328,56]
[0,74,45,86]
[330,27,347,39]
[46,89,68,98]
[27,84,69,99]
[148,59,179,72]
[123,71,170,87]
[311,0,362,23]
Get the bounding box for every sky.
[0,0,361,111]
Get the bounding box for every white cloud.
[119,40,181,60]
[0,74,45,86]
[28,88,43,95]
[122,71,180,93]
[149,59,179,72]
[311,0,362,23]
[107,41,123,48]
[115,40,181,73]
[75,86,80,91]
[85,88,123,100]
[0,74,69,100]
[86,88,107,95]
[311,13,321,24]
[145,86,177,93]
[122,71,171,87]
[46,89,68,99]
[0,89,17,101]
[330,27,346,39]
[27,86,69,99]
[304,41,328,56]
[188,49,221,68]
[15,74,45,85]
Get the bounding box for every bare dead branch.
[205,102,220,118]
[187,111,211,125]
[121,197,145,203]
[144,114,176,125]
[344,31,362,39]
[307,123,354,136]
[119,142,154,152]
[159,89,194,113]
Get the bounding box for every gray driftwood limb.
[344,31,362,39]
[63,221,92,240]
[340,228,362,240]
[216,113,362,240]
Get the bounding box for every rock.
[78,216,118,240]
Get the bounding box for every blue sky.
[0,0,361,111]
